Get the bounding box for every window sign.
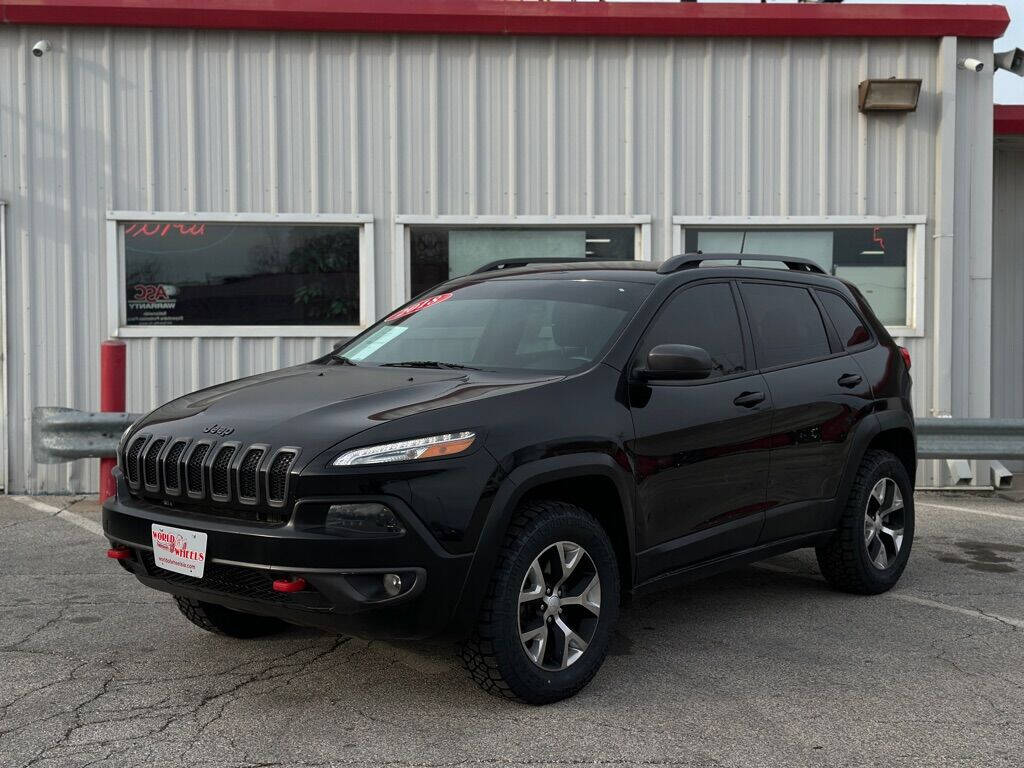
[122,222,362,327]
[683,226,910,327]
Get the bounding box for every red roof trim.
[0,1,1011,40]
[995,105,1024,136]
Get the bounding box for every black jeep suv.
[104,254,915,704]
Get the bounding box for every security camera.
[994,48,1024,77]
[958,58,984,73]
[31,40,52,58]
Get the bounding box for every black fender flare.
[448,452,636,637]
[828,408,915,529]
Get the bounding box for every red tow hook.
[272,577,307,593]
[106,546,132,560]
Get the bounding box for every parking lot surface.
[1,491,1022,768]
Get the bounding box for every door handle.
[733,391,766,408]
[837,373,863,388]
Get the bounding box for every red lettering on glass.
[124,222,206,238]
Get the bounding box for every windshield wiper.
[329,354,358,366]
[378,360,483,371]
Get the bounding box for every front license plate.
[151,524,208,578]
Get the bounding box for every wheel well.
[518,475,633,591]
[866,428,916,484]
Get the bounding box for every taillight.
[899,346,911,370]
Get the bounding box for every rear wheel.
[816,449,914,594]
[174,596,288,638]
[462,501,620,704]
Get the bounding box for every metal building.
[0,0,1013,493]
[993,105,1024,474]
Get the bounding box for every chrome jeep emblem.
[202,424,235,436]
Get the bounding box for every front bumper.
[102,471,473,639]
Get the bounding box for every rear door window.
[740,283,831,368]
[817,290,872,350]
[638,282,746,377]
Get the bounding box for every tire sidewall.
[854,456,915,584]
[494,511,620,698]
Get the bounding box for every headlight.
[333,431,476,466]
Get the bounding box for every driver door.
[627,281,774,581]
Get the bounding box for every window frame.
[672,216,927,338]
[393,214,653,307]
[106,211,375,338]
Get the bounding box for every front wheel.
[462,501,620,704]
[816,449,914,594]
[174,596,289,638]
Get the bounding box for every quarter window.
[639,283,746,378]
[817,291,872,350]
[740,283,831,368]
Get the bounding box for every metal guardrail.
[32,407,139,464]
[916,418,1024,460]
[29,408,1024,485]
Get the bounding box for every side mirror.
[636,344,713,381]
[332,339,346,352]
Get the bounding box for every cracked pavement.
[1,491,1022,767]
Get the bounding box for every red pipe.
[100,340,126,502]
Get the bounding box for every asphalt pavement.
[1,491,1022,768]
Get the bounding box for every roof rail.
[657,253,827,275]
[470,257,592,275]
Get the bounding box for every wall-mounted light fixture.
[857,78,922,113]
[994,48,1024,77]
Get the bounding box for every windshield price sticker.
[386,292,453,324]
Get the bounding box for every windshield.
[336,278,651,373]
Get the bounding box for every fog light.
[325,503,405,537]
[383,573,402,597]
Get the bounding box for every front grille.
[163,440,188,492]
[125,436,147,485]
[267,451,296,504]
[237,448,265,502]
[186,444,211,495]
[119,433,298,523]
[143,438,166,488]
[210,445,236,499]
[139,550,329,610]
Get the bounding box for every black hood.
[133,363,556,463]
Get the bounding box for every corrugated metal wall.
[992,142,1024,471]
[0,27,991,492]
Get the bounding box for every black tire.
[174,596,289,638]
[816,449,914,595]
[462,500,620,705]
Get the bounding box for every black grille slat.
[238,448,264,501]
[125,436,147,485]
[186,444,211,495]
[211,446,236,498]
[162,441,188,491]
[267,451,296,503]
[143,439,166,488]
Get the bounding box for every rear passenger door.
[737,281,875,542]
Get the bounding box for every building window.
[108,213,374,337]
[395,216,652,303]
[675,217,926,336]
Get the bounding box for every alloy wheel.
[863,477,905,570]
[518,541,601,671]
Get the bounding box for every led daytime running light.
[333,431,476,466]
